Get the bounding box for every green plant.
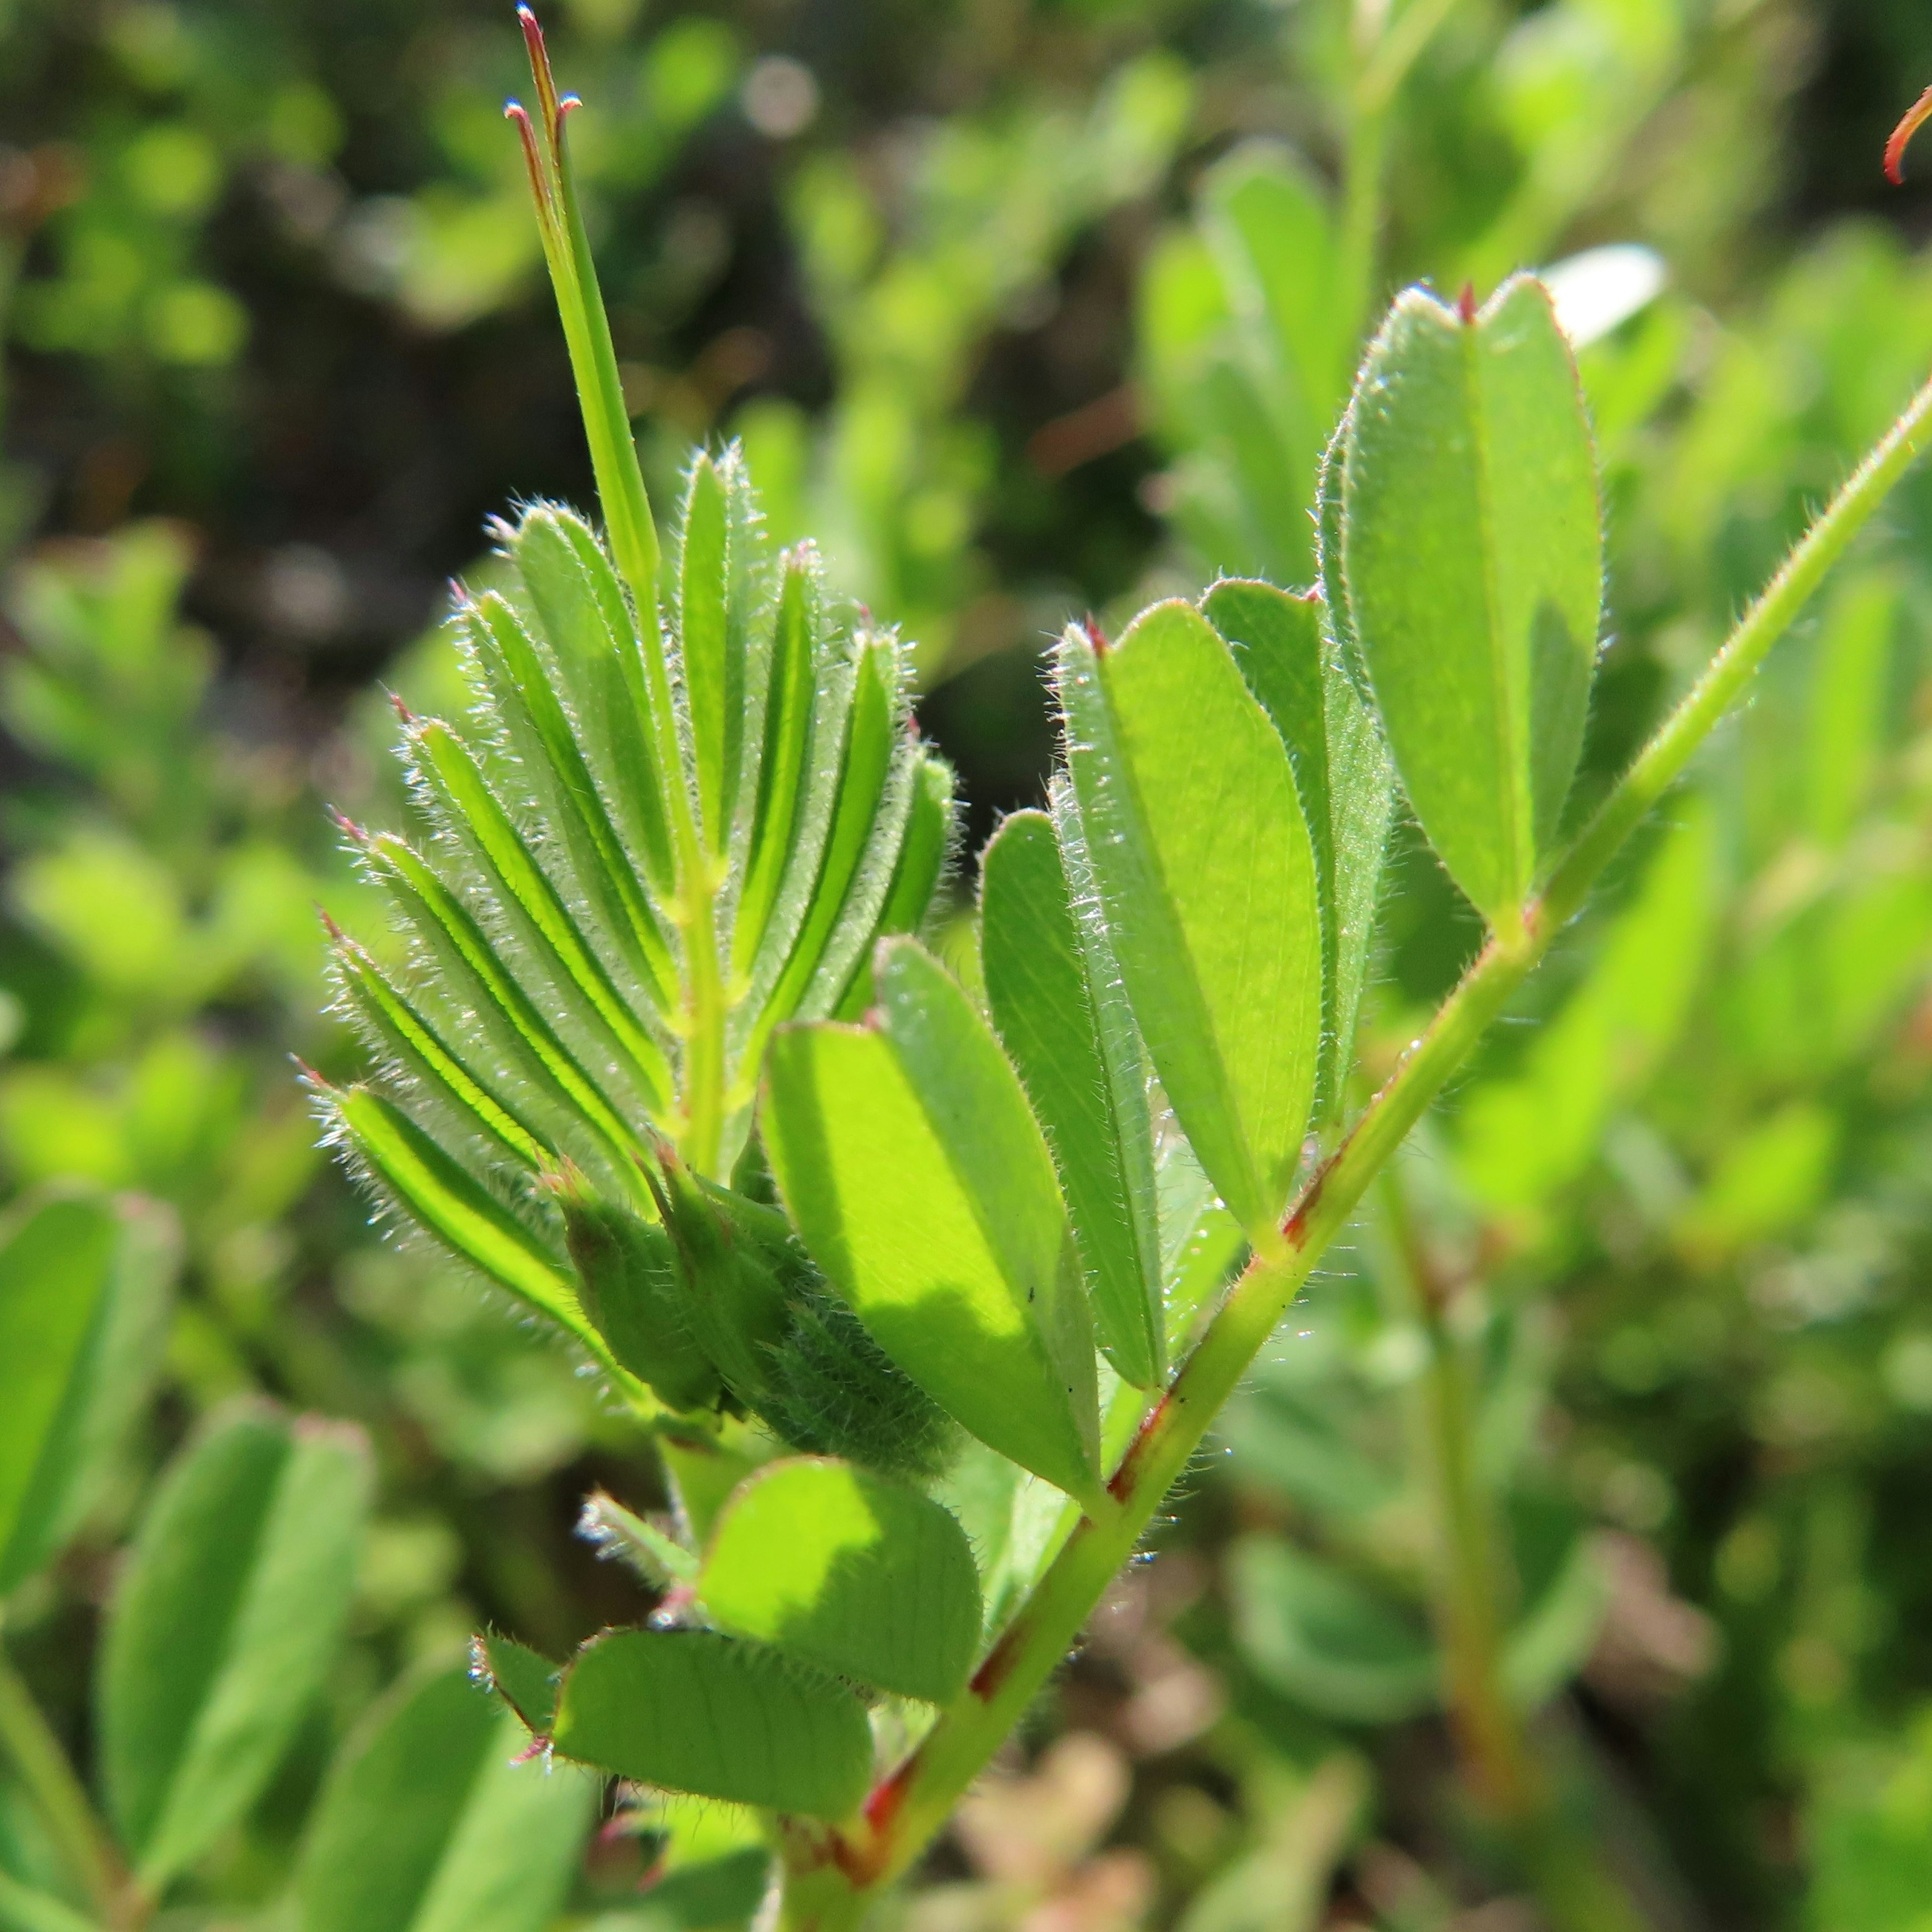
[287,14,1932,1932]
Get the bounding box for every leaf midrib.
[1463,312,1529,907]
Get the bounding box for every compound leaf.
[552,1629,872,1819]
[701,1458,982,1705]
[1339,277,1602,924]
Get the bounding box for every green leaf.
[578,1489,700,1590]
[1201,578,1394,1126]
[1228,1536,1437,1723]
[732,555,818,979]
[327,1084,616,1372]
[700,1457,982,1704]
[472,1634,564,1736]
[764,939,1102,1505]
[678,455,734,852]
[552,1629,873,1818]
[1338,277,1603,924]
[298,1666,595,1932]
[982,807,1162,1387]
[331,936,551,1174]
[508,505,677,895]
[407,718,670,1112]
[0,1194,133,1596]
[100,1403,373,1886]
[363,834,642,1188]
[836,750,956,1019]
[755,639,904,1038]
[1058,602,1323,1240]
[460,591,675,1009]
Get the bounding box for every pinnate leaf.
[1338,277,1602,924]
[701,1457,982,1704]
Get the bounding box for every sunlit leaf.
[1338,277,1602,924]
[982,806,1162,1387]
[701,1457,982,1704]
[1058,602,1323,1240]
[764,939,1102,1505]
[552,1629,872,1818]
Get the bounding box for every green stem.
[1381,1178,1646,1932]
[777,361,1932,1932]
[1546,366,1932,914]
[1379,1170,1533,1818]
[0,1643,129,1928]
[511,8,729,1172]
[511,5,658,607]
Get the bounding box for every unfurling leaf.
[982,807,1163,1387]
[1058,602,1323,1241]
[1336,276,1602,926]
[552,1628,872,1818]
[763,939,1103,1506]
[701,1457,982,1704]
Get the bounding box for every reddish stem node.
[1457,280,1478,324]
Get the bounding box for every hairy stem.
[778,363,1932,1930]
[0,1641,132,1928]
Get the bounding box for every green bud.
[640,1144,792,1409]
[760,1283,960,1486]
[549,1168,721,1415]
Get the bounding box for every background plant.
[8,1,1932,1929]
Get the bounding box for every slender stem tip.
[1886,84,1932,184]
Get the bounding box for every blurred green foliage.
[7,0,1932,1927]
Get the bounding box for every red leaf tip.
[1457,280,1478,325]
[1082,613,1109,657]
[1886,85,1932,185]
